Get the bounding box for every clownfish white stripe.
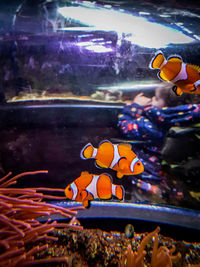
[194,80,200,88]
[111,184,117,196]
[171,63,187,83]
[92,148,98,158]
[110,144,121,169]
[130,157,140,172]
[71,182,78,200]
[160,58,167,69]
[86,175,99,199]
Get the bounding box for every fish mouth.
[136,163,144,174]
[130,158,144,174]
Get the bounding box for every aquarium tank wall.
[1,0,200,265]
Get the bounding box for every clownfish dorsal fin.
[81,171,90,176]
[167,55,182,63]
[118,157,128,170]
[188,64,200,73]
[119,143,132,149]
[99,139,112,146]
[95,160,107,169]
[149,50,166,70]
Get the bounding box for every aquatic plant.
[0,170,84,266]
[119,226,181,267]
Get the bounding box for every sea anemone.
[0,170,84,266]
[119,226,181,267]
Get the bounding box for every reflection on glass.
[0,3,200,264]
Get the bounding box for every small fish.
[80,140,144,178]
[124,224,135,239]
[136,179,159,195]
[149,50,200,96]
[65,171,124,208]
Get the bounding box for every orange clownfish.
[149,50,200,96]
[65,171,124,208]
[80,140,144,179]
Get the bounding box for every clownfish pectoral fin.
[80,190,93,208]
[95,160,107,169]
[81,189,93,200]
[167,55,182,63]
[158,70,169,82]
[149,50,166,70]
[80,189,88,201]
[83,200,90,209]
[95,162,103,169]
[172,85,183,96]
[190,86,197,93]
[118,157,129,171]
[117,172,124,179]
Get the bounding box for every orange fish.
[149,50,200,96]
[80,140,144,178]
[65,171,124,208]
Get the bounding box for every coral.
[30,225,200,266]
[151,233,181,267]
[0,170,84,266]
[119,226,181,267]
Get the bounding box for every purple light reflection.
[76,40,114,53]
[84,45,113,53]
[58,4,194,48]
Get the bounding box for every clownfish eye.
[137,162,141,166]
[68,187,72,191]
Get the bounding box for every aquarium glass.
[0,0,200,221]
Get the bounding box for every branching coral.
[0,170,84,266]
[119,226,181,267]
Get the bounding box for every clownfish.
[149,50,200,96]
[80,140,144,179]
[65,171,124,208]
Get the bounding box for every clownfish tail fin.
[80,143,96,159]
[149,50,166,70]
[115,185,125,201]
